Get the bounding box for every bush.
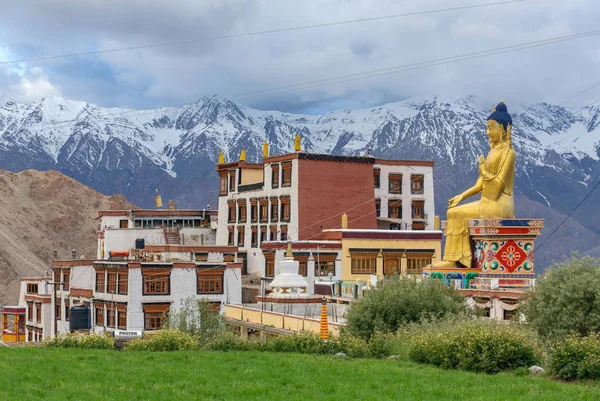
[550,334,600,380]
[124,330,198,352]
[344,277,468,339]
[522,254,600,342]
[45,333,114,349]
[404,318,541,374]
[166,298,226,341]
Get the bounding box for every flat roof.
[98,209,218,218]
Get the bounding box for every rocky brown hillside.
[0,169,136,307]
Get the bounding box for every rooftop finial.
[263,140,269,159]
[294,134,301,152]
[155,189,163,209]
[240,147,246,161]
[218,149,224,164]
[285,237,293,259]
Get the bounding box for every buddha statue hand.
[448,194,463,209]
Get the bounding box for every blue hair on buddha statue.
[487,100,512,132]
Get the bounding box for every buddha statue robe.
[443,142,515,267]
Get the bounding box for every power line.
[0,0,525,66]
[20,28,600,135]
[560,79,600,105]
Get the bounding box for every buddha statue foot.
[431,260,464,269]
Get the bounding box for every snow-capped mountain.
[1,94,599,269]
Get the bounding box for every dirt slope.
[0,169,136,306]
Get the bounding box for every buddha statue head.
[487,100,512,147]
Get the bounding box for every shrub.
[45,333,114,349]
[124,330,198,352]
[344,277,468,339]
[404,318,541,374]
[550,334,600,380]
[522,254,600,342]
[166,298,226,341]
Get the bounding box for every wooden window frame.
[271,164,279,189]
[219,173,228,195]
[265,253,275,277]
[54,270,61,287]
[295,255,308,277]
[65,301,70,321]
[197,268,225,294]
[227,201,236,223]
[117,308,127,329]
[280,225,288,241]
[314,255,337,277]
[269,225,277,241]
[95,303,104,326]
[95,269,105,293]
[375,199,381,217]
[259,199,268,223]
[56,300,62,320]
[142,269,171,295]
[260,226,267,243]
[228,170,236,192]
[388,199,402,219]
[280,197,290,222]
[251,226,258,247]
[411,174,424,194]
[26,283,38,294]
[27,302,33,322]
[270,198,278,222]
[389,174,402,194]
[351,253,377,275]
[411,200,425,220]
[373,168,381,188]
[107,270,117,294]
[250,200,258,223]
[106,304,115,328]
[406,253,433,274]
[412,221,426,230]
[35,303,41,323]
[143,304,170,330]
[227,226,235,246]
[281,162,292,187]
[237,226,245,247]
[238,200,247,223]
[118,271,128,295]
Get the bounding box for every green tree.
[523,254,600,342]
[344,277,468,339]
[166,298,226,340]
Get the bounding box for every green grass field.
[0,348,598,400]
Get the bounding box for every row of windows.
[53,269,70,291]
[349,254,433,275]
[264,255,337,278]
[375,199,426,221]
[95,270,225,296]
[26,302,42,324]
[228,225,288,247]
[219,162,293,195]
[95,304,127,329]
[373,171,425,194]
[228,198,291,224]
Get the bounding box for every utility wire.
[19,28,600,134]
[0,0,525,66]
[560,79,600,105]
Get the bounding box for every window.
[118,271,128,295]
[271,164,279,188]
[265,253,275,277]
[375,199,381,217]
[219,173,228,195]
[26,283,38,294]
[388,199,402,219]
[389,174,402,194]
[95,304,104,326]
[280,198,290,222]
[411,174,424,194]
[351,253,377,274]
[118,307,127,329]
[412,222,426,230]
[280,225,288,241]
[36,303,41,323]
[406,253,432,274]
[142,269,171,295]
[250,201,258,223]
[270,225,277,241]
[95,270,105,292]
[107,270,117,294]
[260,226,267,243]
[228,226,234,246]
[228,202,236,223]
[412,200,425,219]
[373,169,380,188]
[27,302,33,322]
[259,199,268,223]
[54,270,61,287]
[281,162,292,187]
[63,270,70,290]
[238,200,247,223]
[270,198,278,222]
[295,256,308,276]
[228,171,236,192]
[237,226,245,247]
[197,269,224,294]
[55,300,61,320]
[65,301,70,321]
[107,306,115,327]
[315,261,336,277]
[143,304,170,330]
[251,226,258,247]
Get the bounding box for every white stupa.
[268,240,310,298]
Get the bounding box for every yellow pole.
[319,299,329,340]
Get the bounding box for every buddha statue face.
[486,120,505,145]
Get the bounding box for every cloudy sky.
[1,0,599,114]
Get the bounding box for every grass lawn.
[0,348,599,400]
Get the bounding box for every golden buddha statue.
[436,101,516,268]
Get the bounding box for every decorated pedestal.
[468,218,544,290]
[423,218,544,290]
